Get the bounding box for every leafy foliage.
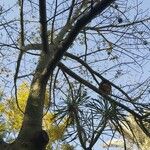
[0,83,73,149]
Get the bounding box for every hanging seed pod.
[117,17,123,23]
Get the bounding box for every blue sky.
[142,0,150,9]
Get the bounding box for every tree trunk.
[12,51,51,150]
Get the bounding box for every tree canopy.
[0,0,150,150]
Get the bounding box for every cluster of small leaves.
[0,83,74,149]
[61,144,74,150]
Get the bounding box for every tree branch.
[39,0,49,53]
[45,0,116,77]
[58,62,142,119]
[64,52,132,101]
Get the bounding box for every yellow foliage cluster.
[4,82,29,131]
[0,103,4,112]
[61,143,74,150]
[48,124,65,142]
[43,113,67,142]
[1,82,68,145]
[0,104,5,133]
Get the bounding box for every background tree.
[103,114,150,150]
[0,0,150,150]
